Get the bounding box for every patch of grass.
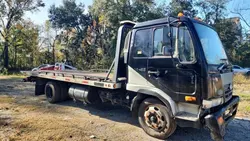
[234,74,250,84]
[238,93,250,101]
[233,75,250,116]
[0,75,25,79]
[246,105,250,111]
[0,96,15,103]
[237,101,250,116]
[235,87,250,117]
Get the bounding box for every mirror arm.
[167,22,178,68]
[162,46,166,54]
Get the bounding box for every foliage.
[167,0,197,17]
[0,0,249,71]
[87,0,165,69]
[1,67,8,75]
[195,0,245,64]
[48,0,91,69]
[0,0,45,69]
[195,0,231,23]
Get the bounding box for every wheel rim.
[46,86,53,98]
[144,106,167,132]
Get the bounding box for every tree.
[0,0,44,69]
[230,0,250,29]
[167,0,197,17]
[48,0,91,68]
[7,20,40,69]
[196,0,231,23]
[195,0,242,63]
[89,0,165,68]
[44,20,58,64]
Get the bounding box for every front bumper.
[204,96,239,137]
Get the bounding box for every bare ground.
[0,76,250,141]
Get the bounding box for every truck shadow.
[58,100,250,141]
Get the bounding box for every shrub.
[1,68,8,75]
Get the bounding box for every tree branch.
[0,16,5,27]
[238,8,250,11]
[0,30,5,38]
[4,0,12,8]
[231,10,250,28]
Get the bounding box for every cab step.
[175,112,201,128]
[175,112,199,121]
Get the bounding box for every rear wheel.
[138,98,176,140]
[45,81,61,103]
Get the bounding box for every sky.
[24,0,250,30]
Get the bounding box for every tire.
[45,81,61,103]
[138,98,176,140]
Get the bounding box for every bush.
[1,68,8,75]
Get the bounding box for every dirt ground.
[0,76,250,141]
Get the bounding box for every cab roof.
[132,16,214,30]
[133,17,177,28]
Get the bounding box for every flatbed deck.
[24,70,122,89]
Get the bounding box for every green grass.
[238,93,250,101]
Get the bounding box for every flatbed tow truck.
[27,14,239,140]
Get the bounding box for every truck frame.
[28,15,239,140]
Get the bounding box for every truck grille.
[224,84,232,102]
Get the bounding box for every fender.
[129,85,178,117]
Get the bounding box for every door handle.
[148,70,160,76]
[176,63,187,69]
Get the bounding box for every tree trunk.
[14,45,17,69]
[52,43,55,64]
[4,41,9,69]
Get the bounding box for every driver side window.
[153,28,164,56]
[177,26,195,63]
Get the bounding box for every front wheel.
[138,98,176,140]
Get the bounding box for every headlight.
[217,89,224,96]
[207,75,223,99]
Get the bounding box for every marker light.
[177,12,184,17]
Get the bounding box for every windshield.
[194,23,228,65]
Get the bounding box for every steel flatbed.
[26,70,122,89]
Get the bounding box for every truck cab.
[118,15,239,140]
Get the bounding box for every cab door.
[147,26,179,101]
[176,24,197,95]
[147,24,199,102]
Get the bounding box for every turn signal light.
[185,96,196,102]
